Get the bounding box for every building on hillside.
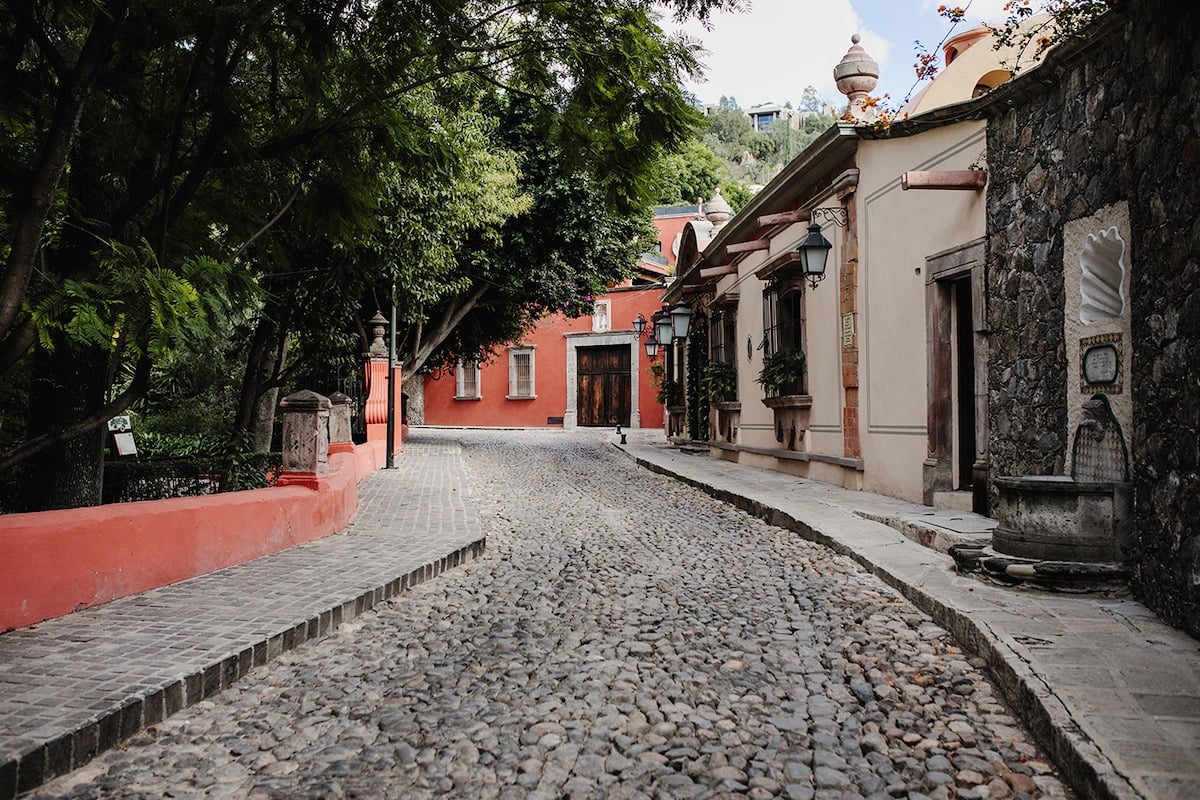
[661,24,1044,511]
[745,102,797,131]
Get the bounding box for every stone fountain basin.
[992,475,1131,564]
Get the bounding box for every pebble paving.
[35,430,1070,799]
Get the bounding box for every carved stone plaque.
[1080,333,1122,393]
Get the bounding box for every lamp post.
[796,223,833,290]
[669,302,693,340]
[386,281,397,468]
[654,313,673,347]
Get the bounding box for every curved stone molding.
[1079,226,1126,324]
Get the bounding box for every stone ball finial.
[704,187,733,227]
[834,34,880,119]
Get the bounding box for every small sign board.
[1080,333,1122,394]
[107,415,137,456]
[111,432,138,456]
[841,313,855,349]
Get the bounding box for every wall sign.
[841,313,855,349]
[1080,332,1122,393]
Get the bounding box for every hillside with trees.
[654,88,838,211]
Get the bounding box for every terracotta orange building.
[423,284,669,429]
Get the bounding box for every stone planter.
[712,401,741,443]
[992,475,1132,564]
[761,394,812,451]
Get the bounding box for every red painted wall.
[654,212,694,269]
[424,287,667,428]
[0,442,388,632]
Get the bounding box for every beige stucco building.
[663,23,1042,510]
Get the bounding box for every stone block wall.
[984,0,1200,635]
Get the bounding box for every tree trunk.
[235,314,288,452]
[20,341,110,510]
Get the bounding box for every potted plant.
[757,350,810,449]
[702,361,737,403]
[756,350,806,398]
[650,360,681,407]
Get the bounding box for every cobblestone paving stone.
[35,430,1070,800]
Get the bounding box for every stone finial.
[834,34,880,120]
[704,188,733,228]
[367,310,388,358]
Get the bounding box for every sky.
[668,0,1016,110]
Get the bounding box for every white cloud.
[670,0,887,108]
[667,0,1023,111]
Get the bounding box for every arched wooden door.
[576,345,631,426]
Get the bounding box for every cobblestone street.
[36,430,1067,800]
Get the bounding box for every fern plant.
[756,350,806,396]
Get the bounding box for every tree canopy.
[0,0,739,508]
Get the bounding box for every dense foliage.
[0,0,739,508]
[655,90,838,208]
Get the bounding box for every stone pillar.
[277,390,331,488]
[362,311,404,453]
[328,391,354,454]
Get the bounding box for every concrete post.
[328,391,354,454]
[277,390,331,488]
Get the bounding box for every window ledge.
[453,395,482,401]
[506,394,537,401]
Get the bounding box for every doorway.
[576,345,631,426]
[923,238,988,513]
[953,278,977,489]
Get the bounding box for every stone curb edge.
[630,454,1142,800]
[0,538,487,800]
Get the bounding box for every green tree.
[0,0,738,508]
[653,138,723,206]
[799,85,822,113]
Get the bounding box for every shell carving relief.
[1079,226,1127,324]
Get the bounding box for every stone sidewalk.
[0,438,486,800]
[616,429,1200,800]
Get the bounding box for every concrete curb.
[0,538,485,800]
[630,453,1141,800]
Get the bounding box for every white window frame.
[507,346,536,399]
[592,300,611,333]
[454,360,481,400]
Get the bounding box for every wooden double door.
[577,345,631,427]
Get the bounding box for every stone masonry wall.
[985,0,1200,635]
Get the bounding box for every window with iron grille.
[507,347,535,399]
[710,308,738,367]
[455,360,481,399]
[762,281,804,356]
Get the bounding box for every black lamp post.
[796,223,833,289]
[643,334,660,358]
[633,313,647,335]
